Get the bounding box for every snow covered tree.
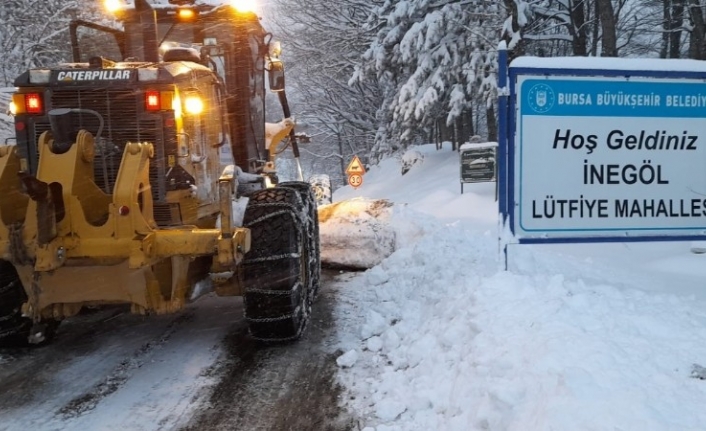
[0,0,105,86]
[641,0,706,60]
[501,1,601,57]
[499,1,701,59]
[353,0,504,160]
[268,0,383,186]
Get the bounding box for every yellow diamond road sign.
[345,156,366,176]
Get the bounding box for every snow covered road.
[0,271,354,431]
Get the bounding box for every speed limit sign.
[348,174,363,188]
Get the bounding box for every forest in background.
[0,0,703,187]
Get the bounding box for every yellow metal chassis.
[0,131,250,320]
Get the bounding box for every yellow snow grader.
[0,0,320,345]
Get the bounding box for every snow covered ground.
[1,141,705,430]
[330,144,706,431]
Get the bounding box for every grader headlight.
[184,95,204,115]
[177,8,197,21]
[230,0,257,13]
[104,0,123,13]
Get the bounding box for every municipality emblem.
[536,90,547,107]
[527,83,555,113]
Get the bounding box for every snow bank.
[318,198,396,269]
[332,143,706,431]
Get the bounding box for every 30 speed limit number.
[348,174,363,188]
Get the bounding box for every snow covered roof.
[511,56,706,73]
[460,142,497,151]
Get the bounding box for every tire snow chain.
[244,209,298,228]
[244,202,304,225]
[246,252,300,264]
[0,312,18,323]
[251,332,304,343]
[245,311,298,323]
[0,326,19,339]
[0,278,20,296]
[246,281,302,296]
[250,320,307,342]
[243,204,306,261]
[243,193,311,342]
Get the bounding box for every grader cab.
[0,0,320,346]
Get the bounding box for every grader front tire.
[278,182,321,303]
[242,185,319,342]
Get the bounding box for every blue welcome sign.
[521,79,706,118]
[498,52,706,245]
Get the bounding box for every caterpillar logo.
[55,70,133,81]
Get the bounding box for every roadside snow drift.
[331,144,706,431]
[318,199,396,269]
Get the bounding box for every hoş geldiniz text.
[552,129,698,154]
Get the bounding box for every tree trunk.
[454,108,475,147]
[427,122,435,148]
[661,0,672,58]
[438,118,454,147]
[670,0,684,58]
[591,0,600,56]
[688,0,706,59]
[462,108,474,144]
[487,105,497,143]
[452,119,459,151]
[337,131,346,181]
[433,121,439,150]
[502,0,526,58]
[596,0,618,56]
[571,0,588,56]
